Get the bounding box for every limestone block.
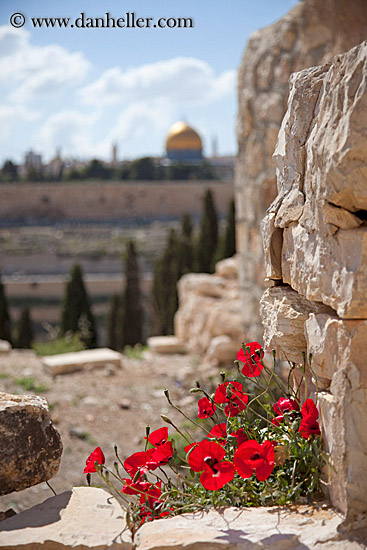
[136,505,362,550]
[215,256,238,279]
[306,314,367,383]
[42,347,123,376]
[282,223,367,318]
[147,336,186,355]
[177,273,226,298]
[0,392,62,496]
[301,42,367,213]
[205,335,238,365]
[0,487,131,549]
[260,286,333,364]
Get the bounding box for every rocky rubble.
[174,256,243,365]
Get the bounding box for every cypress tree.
[0,276,11,344]
[179,213,194,274]
[61,264,97,348]
[197,189,219,273]
[219,199,236,260]
[15,308,34,349]
[152,229,182,335]
[107,294,120,350]
[121,241,144,347]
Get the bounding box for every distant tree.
[15,308,34,349]
[196,162,216,180]
[26,166,43,182]
[64,167,84,181]
[166,163,191,180]
[0,277,11,344]
[129,157,156,180]
[107,294,121,350]
[219,199,236,260]
[61,264,97,348]
[121,241,144,347]
[152,230,182,335]
[196,189,219,273]
[179,213,194,273]
[84,159,112,180]
[1,160,18,182]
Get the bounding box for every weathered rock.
[147,336,186,355]
[0,392,62,496]
[42,347,123,376]
[0,340,11,354]
[0,487,131,549]
[205,335,239,365]
[236,0,367,340]
[263,42,367,318]
[136,505,365,550]
[260,286,334,364]
[215,256,238,279]
[174,257,243,365]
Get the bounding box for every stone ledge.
[1,488,366,550]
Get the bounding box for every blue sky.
[0,0,298,164]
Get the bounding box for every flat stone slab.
[147,336,186,354]
[1,489,366,550]
[0,487,131,550]
[136,506,367,550]
[42,347,123,375]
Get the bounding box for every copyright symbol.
[10,13,26,28]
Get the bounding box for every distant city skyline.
[0,0,298,165]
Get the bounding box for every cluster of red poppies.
[83,342,322,519]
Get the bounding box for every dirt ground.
[0,349,217,514]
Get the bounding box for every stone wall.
[235,0,367,341]
[0,180,232,223]
[260,41,367,527]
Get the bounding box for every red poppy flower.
[84,446,105,473]
[271,415,285,427]
[185,442,198,453]
[208,423,227,443]
[301,399,319,419]
[273,397,299,416]
[139,481,162,509]
[234,440,275,481]
[188,440,234,490]
[148,441,173,467]
[229,428,248,447]
[237,342,264,377]
[147,427,168,447]
[124,449,157,477]
[299,414,321,439]
[198,397,216,419]
[214,382,248,417]
[121,479,151,495]
[214,381,243,403]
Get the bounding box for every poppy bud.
[161,414,173,425]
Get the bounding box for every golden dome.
[166,122,202,152]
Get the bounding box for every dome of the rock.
[165,122,203,162]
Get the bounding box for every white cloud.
[0,104,39,142]
[34,110,100,159]
[79,57,235,107]
[0,26,91,102]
